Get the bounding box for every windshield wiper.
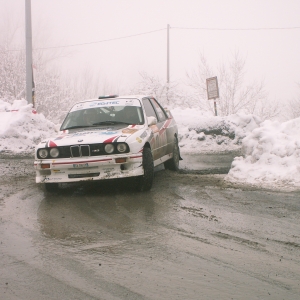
[92,121,131,125]
[62,125,92,130]
[63,121,134,130]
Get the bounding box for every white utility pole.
[25,0,33,105]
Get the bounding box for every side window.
[150,98,167,122]
[143,98,158,119]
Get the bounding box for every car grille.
[58,144,106,158]
[36,143,130,159]
[54,143,129,158]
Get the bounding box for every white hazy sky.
[2,0,300,101]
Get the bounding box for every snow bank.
[0,99,57,156]
[172,108,261,153]
[225,117,300,190]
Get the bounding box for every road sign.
[206,76,219,100]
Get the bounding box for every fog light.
[115,157,127,163]
[41,163,50,169]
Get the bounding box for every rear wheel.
[45,182,59,192]
[136,147,154,192]
[164,137,180,171]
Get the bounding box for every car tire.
[136,147,154,192]
[164,137,180,171]
[45,182,59,192]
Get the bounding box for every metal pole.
[167,24,170,84]
[214,99,218,116]
[25,0,33,105]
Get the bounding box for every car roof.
[75,95,152,104]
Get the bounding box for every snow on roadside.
[0,99,57,155]
[172,107,261,153]
[225,117,300,190]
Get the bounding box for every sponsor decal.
[124,100,140,106]
[54,136,66,140]
[101,131,118,135]
[150,125,159,133]
[122,128,138,134]
[139,131,147,139]
[88,102,98,107]
[97,101,120,106]
[71,132,87,137]
[54,130,119,141]
[43,177,63,181]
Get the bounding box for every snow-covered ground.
[0,99,57,156]
[1,99,300,191]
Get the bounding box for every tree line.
[1,22,298,123]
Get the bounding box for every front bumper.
[34,153,143,184]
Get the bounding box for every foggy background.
[2,0,300,103]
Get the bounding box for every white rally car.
[34,95,181,192]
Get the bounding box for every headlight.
[50,148,59,158]
[117,143,127,153]
[38,149,48,159]
[104,144,114,154]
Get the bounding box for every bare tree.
[285,98,300,120]
[0,47,26,102]
[131,72,165,98]
[0,9,80,122]
[186,52,279,119]
[283,83,300,120]
[131,71,195,109]
[69,68,120,101]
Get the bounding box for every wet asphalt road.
[0,155,300,300]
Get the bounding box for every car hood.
[37,125,145,148]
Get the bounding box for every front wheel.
[136,147,154,192]
[164,137,180,171]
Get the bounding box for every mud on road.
[0,157,300,299]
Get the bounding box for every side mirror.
[164,107,171,118]
[147,116,157,126]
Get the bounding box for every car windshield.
[60,99,144,130]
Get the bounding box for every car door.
[142,97,169,161]
[149,97,177,156]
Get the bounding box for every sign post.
[206,76,219,116]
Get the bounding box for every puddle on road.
[179,151,240,174]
